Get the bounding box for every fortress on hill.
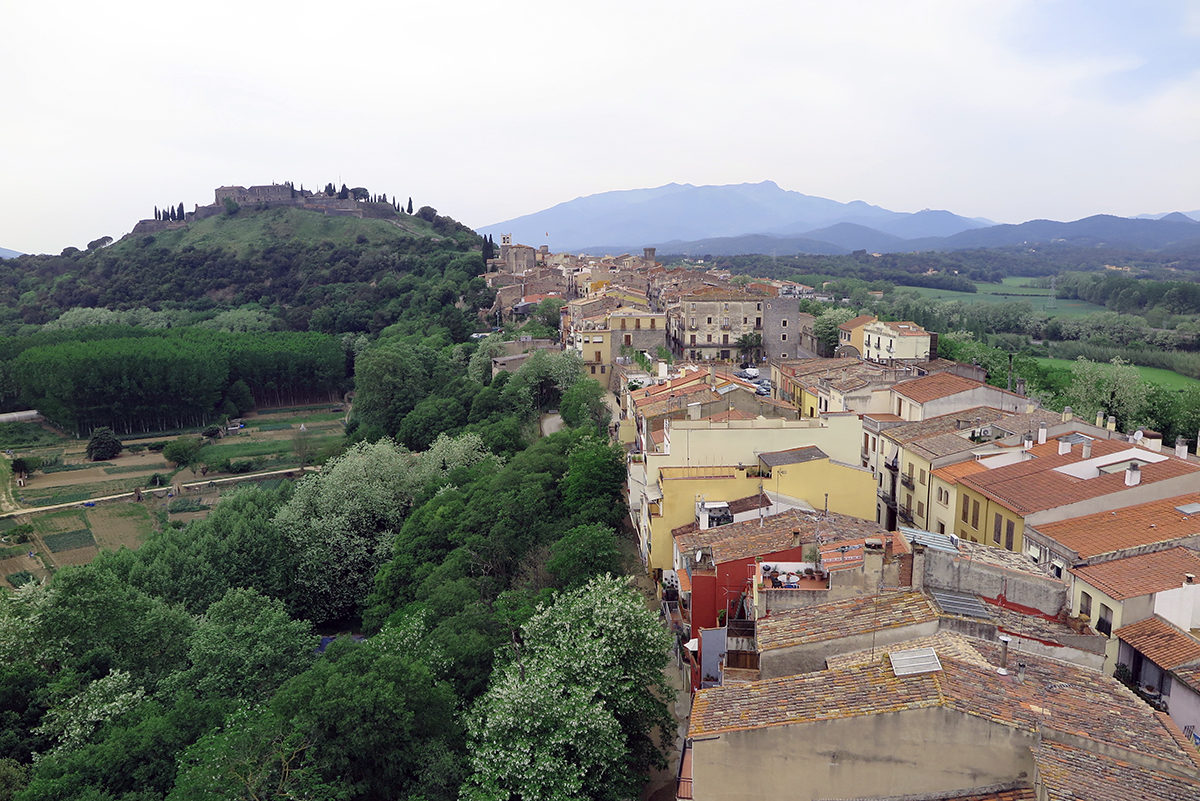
[130,183,382,235]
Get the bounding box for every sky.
[3,0,1199,254]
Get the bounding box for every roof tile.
[1069,547,1200,600]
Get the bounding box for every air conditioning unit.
[979,426,992,437]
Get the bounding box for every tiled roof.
[669,493,774,538]
[1114,615,1200,670]
[1069,547,1200,600]
[637,389,721,419]
[823,629,993,671]
[755,591,939,650]
[958,439,1200,516]
[758,446,827,468]
[952,538,1060,580]
[939,788,1036,801]
[1033,740,1200,801]
[675,509,887,565]
[892,372,985,403]
[817,532,910,572]
[1031,493,1200,560]
[872,320,928,336]
[882,406,1005,446]
[692,634,1200,773]
[838,314,876,331]
[934,459,989,485]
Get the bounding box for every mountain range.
[477,181,1200,256]
[0,247,22,259]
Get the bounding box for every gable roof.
[837,314,876,331]
[755,591,939,651]
[1032,493,1200,560]
[1114,615,1200,671]
[892,372,985,404]
[675,509,887,565]
[1032,739,1200,801]
[1069,547,1200,601]
[958,439,1200,516]
[758,446,827,468]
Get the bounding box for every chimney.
[997,634,1011,675]
[1082,439,1093,459]
[1023,432,1033,451]
[1177,436,1189,459]
[1107,415,1117,432]
[1125,462,1141,486]
[911,543,927,589]
[863,538,884,580]
[708,364,716,387]
[1061,405,1072,423]
[1058,439,1071,456]
[1144,431,1162,452]
[791,530,802,548]
[1016,661,1027,684]
[1096,410,1105,427]
[1037,422,1047,445]
[1186,573,1196,585]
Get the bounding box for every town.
[484,233,1200,800]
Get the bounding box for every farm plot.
[87,504,155,551]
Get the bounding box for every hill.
[0,205,488,336]
[479,180,987,252]
[0,246,22,259]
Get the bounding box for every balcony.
[884,456,899,473]
[900,474,915,490]
[898,506,914,524]
[877,489,896,507]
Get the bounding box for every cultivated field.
[0,405,344,589]
[1033,357,1200,390]
[906,277,1108,317]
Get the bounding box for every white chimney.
[1023,432,1034,451]
[1177,437,1189,460]
[1037,422,1047,445]
[1107,415,1117,432]
[997,634,1011,675]
[1061,405,1073,423]
[1082,440,1093,459]
[1125,462,1141,487]
[1096,410,1105,427]
[1058,439,1071,456]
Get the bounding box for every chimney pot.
[1186,573,1196,585]
[1096,410,1105,427]
[1037,422,1047,445]
[998,634,1012,674]
[1082,440,1093,459]
[1107,415,1117,432]
[1062,405,1072,423]
[1177,436,1189,460]
[1058,440,1071,455]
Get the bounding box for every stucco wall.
[690,706,1036,801]
[922,548,1067,616]
[758,620,941,678]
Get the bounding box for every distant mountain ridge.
[0,247,22,259]
[478,181,1200,256]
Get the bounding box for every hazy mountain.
[591,233,849,258]
[912,213,1200,251]
[790,223,905,252]
[0,247,22,259]
[478,181,986,251]
[1134,210,1200,222]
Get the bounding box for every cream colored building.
[861,319,931,363]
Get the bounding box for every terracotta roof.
[1069,547,1200,600]
[1033,739,1200,801]
[939,789,1036,801]
[934,459,989,484]
[864,412,904,422]
[669,493,774,538]
[817,532,910,572]
[883,406,1006,445]
[952,538,1060,580]
[1032,493,1200,560]
[892,372,985,404]
[1114,615,1200,670]
[959,439,1200,516]
[837,314,876,331]
[755,591,939,650]
[1171,661,1200,695]
[823,629,993,671]
[637,389,721,419]
[870,320,928,336]
[675,509,887,565]
[691,635,1200,772]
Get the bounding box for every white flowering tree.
[34,670,145,760]
[463,576,674,801]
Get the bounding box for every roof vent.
[1176,503,1200,515]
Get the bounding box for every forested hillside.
[0,200,669,800]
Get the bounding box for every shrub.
[86,427,123,461]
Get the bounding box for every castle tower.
[500,234,512,261]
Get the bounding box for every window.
[781,352,788,358]
[1005,519,1015,551]
[971,500,979,529]
[756,317,761,328]
[781,319,788,328]
[706,334,713,343]
[937,522,945,534]
[722,334,729,345]
[593,351,601,362]
[864,433,871,451]
[707,317,713,325]
[917,501,925,518]
[743,317,748,325]
[781,333,788,341]
[624,334,632,346]
[1079,592,1092,618]
[650,318,656,329]
[635,318,641,329]
[1097,604,1113,636]
[620,318,627,329]
[993,513,1002,543]
[689,335,696,345]
[961,496,970,523]
[919,469,926,485]
[756,303,761,310]
[599,365,605,374]
[690,318,696,328]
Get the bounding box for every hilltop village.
[486,234,1200,801]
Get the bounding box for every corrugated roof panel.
[899,526,960,553]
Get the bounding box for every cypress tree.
[407,197,413,214]
[177,202,185,220]
[154,206,159,221]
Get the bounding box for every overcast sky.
[3,0,1198,254]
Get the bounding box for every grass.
[0,422,66,449]
[102,462,172,474]
[31,509,88,535]
[5,571,34,588]
[1034,357,1200,390]
[43,528,96,553]
[903,282,1108,317]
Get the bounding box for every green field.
[43,528,96,552]
[1034,357,1200,390]
[905,278,1108,317]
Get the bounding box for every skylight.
[890,647,943,676]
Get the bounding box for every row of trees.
[9,329,347,434]
[152,204,185,222]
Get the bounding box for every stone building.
[668,288,767,361]
[762,296,817,360]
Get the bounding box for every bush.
[202,424,222,439]
[147,441,166,452]
[146,473,168,488]
[127,443,146,453]
[6,571,34,588]
[86,427,123,461]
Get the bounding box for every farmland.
[0,405,345,588]
[1033,357,1200,391]
[904,277,1109,317]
